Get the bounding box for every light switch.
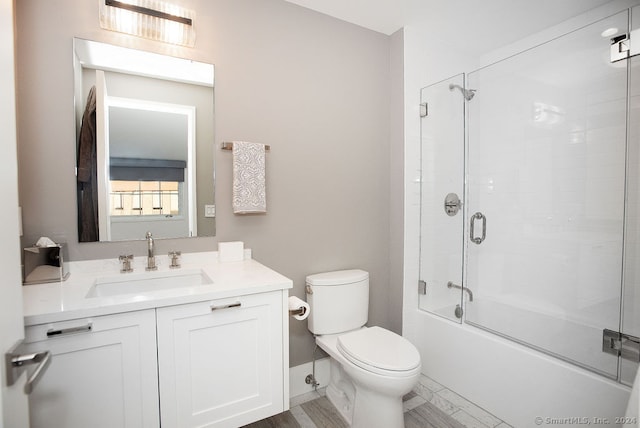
[204,205,216,218]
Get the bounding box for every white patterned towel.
[232,141,266,214]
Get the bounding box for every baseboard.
[289,357,331,399]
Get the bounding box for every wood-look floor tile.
[450,410,491,428]
[301,397,349,428]
[242,410,301,428]
[403,390,418,401]
[405,401,467,428]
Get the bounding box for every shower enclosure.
[419,7,640,383]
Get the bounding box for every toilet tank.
[306,269,369,335]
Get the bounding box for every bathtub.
[405,304,631,427]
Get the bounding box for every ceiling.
[283,0,617,51]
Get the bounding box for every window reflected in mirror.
[110,180,181,217]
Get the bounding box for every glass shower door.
[621,5,640,386]
[418,74,465,322]
[465,11,629,377]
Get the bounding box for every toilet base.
[324,370,407,428]
[349,384,405,428]
[322,354,416,428]
[325,358,355,424]
[315,330,420,428]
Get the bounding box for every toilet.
[306,269,421,428]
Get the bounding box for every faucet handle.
[168,251,181,269]
[119,254,134,273]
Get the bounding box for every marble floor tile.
[427,391,460,415]
[437,389,503,427]
[419,374,446,392]
[450,410,491,428]
[413,379,436,402]
[403,394,428,413]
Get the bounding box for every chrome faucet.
[145,231,157,271]
[447,281,473,302]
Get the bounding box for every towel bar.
[221,142,270,151]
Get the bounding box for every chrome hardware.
[610,31,640,63]
[305,374,318,386]
[418,280,427,295]
[449,83,476,101]
[454,304,463,319]
[210,302,241,311]
[470,212,486,244]
[305,284,313,295]
[447,281,473,302]
[221,142,271,151]
[46,324,92,338]
[444,193,462,216]
[119,254,133,273]
[420,103,428,118]
[603,329,640,362]
[168,251,181,269]
[289,307,307,317]
[5,340,51,394]
[145,231,157,271]
[611,34,630,63]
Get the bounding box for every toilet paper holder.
[289,307,307,317]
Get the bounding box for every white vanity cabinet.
[156,290,286,428]
[22,309,160,428]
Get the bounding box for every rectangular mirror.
[73,38,215,242]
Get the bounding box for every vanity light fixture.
[99,0,196,47]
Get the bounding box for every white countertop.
[23,251,293,326]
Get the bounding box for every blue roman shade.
[110,157,186,182]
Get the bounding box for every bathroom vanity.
[21,251,292,428]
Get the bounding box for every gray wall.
[15,0,402,367]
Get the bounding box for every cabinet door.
[23,310,160,428]
[157,291,284,428]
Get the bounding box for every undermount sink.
[86,269,213,298]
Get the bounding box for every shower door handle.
[470,212,486,244]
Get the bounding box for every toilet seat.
[337,326,421,377]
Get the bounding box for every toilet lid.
[337,327,421,375]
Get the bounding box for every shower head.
[449,83,476,101]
